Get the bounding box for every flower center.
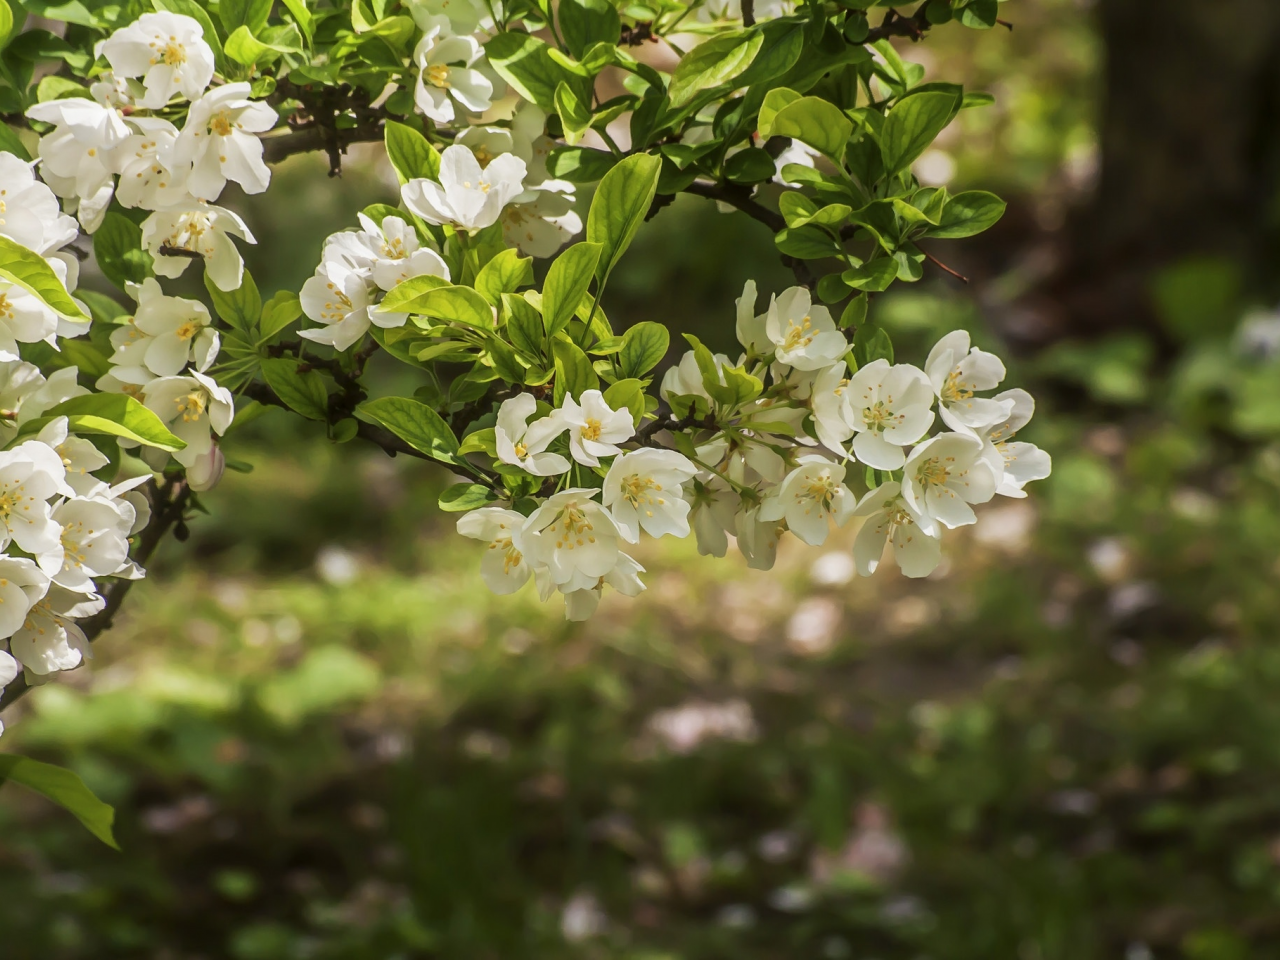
[175,320,201,341]
[514,440,529,459]
[381,237,407,259]
[581,418,602,442]
[915,456,951,489]
[941,369,973,404]
[621,474,667,517]
[488,535,523,574]
[209,111,235,137]
[861,400,902,434]
[553,504,597,551]
[162,41,186,66]
[796,472,837,511]
[0,293,11,321]
[175,390,207,422]
[473,145,493,166]
[426,64,451,88]
[782,316,815,351]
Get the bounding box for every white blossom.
[0,153,79,254]
[299,260,378,352]
[26,97,125,231]
[602,449,697,542]
[109,278,218,381]
[0,276,60,359]
[401,145,526,232]
[412,17,493,124]
[925,330,1014,433]
[51,495,135,594]
[901,431,998,530]
[0,648,17,732]
[976,388,1053,498]
[174,82,278,200]
[521,488,622,592]
[501,183,581,257]
[141,201,255,290]
[845,359,935,470]
[36,418,109,496]
[0,439,74,573]
[852,480,942,579]
[759,455,856,546]
[559,390,634,467]
[687,474,738,558]
[186,443,225,492]
[661,348,731,407]
[100,12,216,109]
[113,116,190,210]
[143,370,234,468]
[9,584,100,677]
[456,506,531,594]
[494,393,569,476]
[555,551,646,621]
[764,287,846,371]
[322,213,450,292]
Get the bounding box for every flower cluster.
[25,12,273,290]
[452,284,1050,619]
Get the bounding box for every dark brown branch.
[261,124,386,166]
[741,0,755,27]
[682,180,786,233]
[923,249,970,284]
[0,479,193,713]
[863,4,935,44]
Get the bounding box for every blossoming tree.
[0,0,1049,838]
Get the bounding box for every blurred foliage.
[11,5,1280,960]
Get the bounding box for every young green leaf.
[358,396,460,464]
[91,214,152,293]
[668,30,763,107]
[880,90,961,177]
[384,120,441,184]
[260,358,330,421]
[438,482,496,512]
[619,321,669,378]
[757,90,853,161]
[542,242,602,338]
[475,248,534,306]
[0,755,119,849]
[586,153,662,282]
[41,394,186,450]
[552,338,599,404]
[386,284,495,328]
[205,266,261,334]
[553,81,592,146]
[502,293,546,359]
[558,0,620,59]
[928,190,1007,238]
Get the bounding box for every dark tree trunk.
[1011,0,1280,345]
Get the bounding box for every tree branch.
[864,3,935,44]
[0,479,194,713]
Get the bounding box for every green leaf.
[205,267,261,334]
[378,273,452,311]
[554,81,592,146]
[36,75,89,101]
[586,152,662,282]
[0,0,13,51]
[853,324,894,366]
[280,0,313,40]
[358,396,460,464]
[220,0,272,34]
[260,358,329,421]
[552,338,598,404]
[957,0,998,28]
[91,213,152,293]
[224,25,274,65]
[485,31,585,110]
[619,321,669,378]
[0,755,118,849]
[475,248,533,305]
[928,190,1006,238]
[45,394,186,451]
[0,122,31,161]
[386,284,494,328]
[258,290,302,342]
[775,226,841,260]
[438,482,495,512]
[603,377,645,424]
[880,90,961,177]
[542,242,602,339]
[502,293,545,359]
[839,294,867,329]
[724,148,776,184]
[0,235,88,321]
[559,0,620,59]
[546,146,618,183]
[757,89,853,161]
[842,258,899,292]
[384,120,440,185]
[668,30,763,108]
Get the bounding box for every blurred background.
[6,1,1280,957]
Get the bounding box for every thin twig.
[923,249,969,284]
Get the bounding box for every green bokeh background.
[7,4,1280,959]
